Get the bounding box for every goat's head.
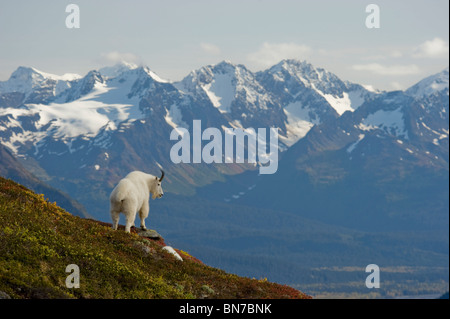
[151,170,165,199]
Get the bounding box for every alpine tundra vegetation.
[0,176,310,299]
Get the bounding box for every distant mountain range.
[0,60,448,297]
[201,67,449,231]
[0,59,379,216]
[1,60,447,219]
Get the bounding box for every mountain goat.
[110,170,165,233]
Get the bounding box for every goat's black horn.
[159,169,165,182]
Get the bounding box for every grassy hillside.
[0,176,310,299]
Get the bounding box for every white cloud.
[200,43,221,55]
[360,49,404,61]
[100,51,142,65]
[413,37,449,58]
[390,50,403,58]
[352,63,420,76]
[247,42,313,68]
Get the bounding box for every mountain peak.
[99,63,168,83]
[212,60,246,71]
[7,66,44,84]
[141,66,169,83]
[84,70,104,82]
[98,61,139,79]
[406,67,449,98]
[281,58,310,66]
[269,59,312,72]
[195,60,236,75]
[215,60,235,67]
[10,66,80,82]
[0,66,80,96]
[267,59,335,84]
[193,60,251,76]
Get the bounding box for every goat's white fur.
[110,171,164,233]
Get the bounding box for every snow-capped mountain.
[294,67,450,163]
[343,67,449,161]
[0,63,169,156]
[283,68,449,171]
[177,61,278,116]
[98,61,139,79]
[0,59,378,160]
[259,59,374,115]
[173,59,378,148]
[256,59,378,146]
[0,66,81,105]
[0,66,81,95]
[0,61,448,221]
[406,67,449,98]
[202,67,449,232]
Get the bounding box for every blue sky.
[0,0,448,90]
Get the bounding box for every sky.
[0,0,448,91]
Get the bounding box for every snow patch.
[229,120,243,129]
[31,82,141,139]
[280,101,318,146]
[148,70,169,83]
[202,73,235,113]
[347,134,365,153]
[165,103,188,130]
[316,89,366,116]
[421,121,449,139]
[359,107,408,139]
[32,68,82,82]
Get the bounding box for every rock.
[135,228,161,239]
[162,246,183,261]
[133,241,154,255]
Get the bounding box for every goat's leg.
[122,199,137,233]
[139,202,149,230]
[110,200,121,230]
[124,211,136,233]
[111,210,120,230]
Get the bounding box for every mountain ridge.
[0,143,90,218]
[0,60,448,220]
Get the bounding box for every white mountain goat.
[110,170,165,233]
